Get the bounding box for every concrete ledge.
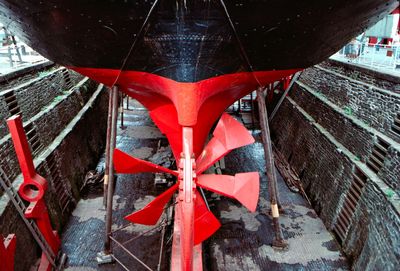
[328,58,400,85]
[0,60,54,84]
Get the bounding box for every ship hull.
[0,0,397,155]
[0,0,397,83]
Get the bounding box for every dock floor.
[61,99,348,271]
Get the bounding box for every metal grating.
[392,113,400,136]
[62,69,74,90]
[24,123,43,155]
[4,90,21,116]
[334,167,368,243]
[366,138,389,174]
[45,152,75,215]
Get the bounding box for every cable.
[111,0,161,87]
[218,0,263,88]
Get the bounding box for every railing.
[0,44,47,74]
[331,43,400,73]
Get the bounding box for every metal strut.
[103,88,113,207]
[0,167,56,267]
[269,72,302,121]
[256,87,288,249]
[179,127,195,270]
[98,85,119,264]
[2,114,71,270]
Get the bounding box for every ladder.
[0,167,56,267]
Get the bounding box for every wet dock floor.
[61,99,348,271]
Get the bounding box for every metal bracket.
[96,251,114,265]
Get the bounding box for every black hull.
[0,0,397,82]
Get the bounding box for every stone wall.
[270,59,400,270]
[289,82,400,194]
[0,66,84,138]
[0,77,97,194]
[0,64,108,271]
[299,60,400,143]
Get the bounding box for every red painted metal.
[282,76,292,92]
[196,113,255,175]
[125,183,179,225]
[24,200,61,254]
[92,68,297,270]
[118,113,261,270]
[6,115,47,202]
[114,149,178,176]
[6,115,60,271]
[193,191,220,245]
[179,127,195,271]
[171,202,203,271]
[71,68,299,160]
[0,234,16,271]
[197,173,260,212]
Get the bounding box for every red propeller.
[124,183,179,225]
[196,113,255,174]
[114,113,259,247]
[114,148,178,176]
[197,172,259,212]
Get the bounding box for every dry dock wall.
[0,64,108,271]
[271,59,400,270]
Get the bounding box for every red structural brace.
[7,115,60,271]
[0,234,16,271]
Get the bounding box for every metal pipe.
[250,91,255,129]
[10,35,22,63]
[109,236,153,271]
[256,87,287,249]
[104,85,119,253]
[7,46,13,67]
[111,255,130,271]
[157,223,166,271]
[103,89,113,207]
[269,72,302,121]
[120,92,125,129]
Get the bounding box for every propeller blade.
[114,149,178,176]
[194,190,221,245]
[197,172,259,212]
[125,183,178,225]
[150,105,182,160]
[196,113,255,174]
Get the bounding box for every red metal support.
[0,234,16,271]
[7,115,60,270]
[6,116,47,202]
[178,127,195,271]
